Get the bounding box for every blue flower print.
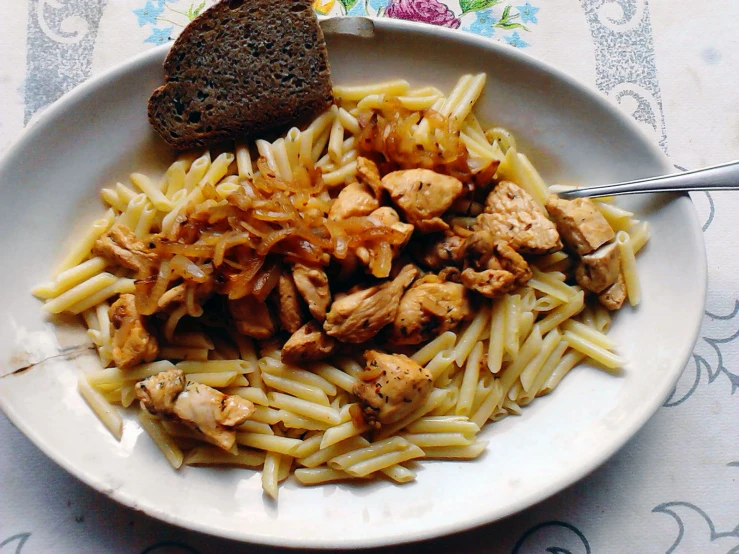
[134,1,165,27]
[368,0,388,12]
[466,9,497,38]
[516,2,538,24]
[144,26,173,45]
[505,31,529,48]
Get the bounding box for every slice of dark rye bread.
[147,0,333,150]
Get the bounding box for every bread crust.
[148,0,333,150]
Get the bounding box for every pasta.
[35,73,649,499]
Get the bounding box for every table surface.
[1,1,738,553]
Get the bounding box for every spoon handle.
[557,160,739,199]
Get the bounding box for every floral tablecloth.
[1,1,738,553]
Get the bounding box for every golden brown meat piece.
[323,265,418,343]
[489,241,532,285]
[328,182,380,221]
[461,268,517,298]
[353,350,434,428]
[108,293,158,369]
[356,156,384,198]
[478,181,562,254]
[413,232,465,270]
[575,241,621,293]
[276,272,306,334]
[599,274,627,310]
[462,230,532,285]
[228,296,275,339]
[355,207,415,277]
[292,263,331,322]
[281,321,336,364]
[545,195,615,255]
[93,224,159,278]
[367,207,414,240]
[381,168,464,233]
[462,229,497,269]
[388,275,472,345]
[136,368,254,451]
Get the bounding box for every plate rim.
[0,17,707,549]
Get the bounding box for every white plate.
[0,19,706,548]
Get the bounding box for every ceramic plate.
[0,18,706,548]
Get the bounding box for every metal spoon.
[556,160,739,199]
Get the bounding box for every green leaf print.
[187,1,207,20]
[494,5,528,30]
[339,0,360,13]
[459,0,502,15]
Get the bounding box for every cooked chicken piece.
[108,293,158,369]
[545,195,615,255]
[93,224,159,278]
[575,241,621,293]
[136,368,254,451]
[228,295,275,339]
[276,272,306,334]
[388,275,472,345]
[367,206,414,239]
[323,265,418,343]
[490,241,532,285]
[461,268,517,298]
[462,229,497,269]
[478,181,562,254]
[381,168,464,233]
[355,207,415,276]
[136,367,185,414]
[462,230,532,285]
[328,182,380,221]
[438,266,462,283]
[599,274,627,310]
[353,350,434,428]
[281,321,336,364]
[356,156,384,198]
[412,232,465,270]
[292,263,331,322]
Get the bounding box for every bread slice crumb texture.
[148,0,333,150]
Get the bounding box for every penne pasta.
[333,79,410,101]
[343,444,425,477]
[617,230,641,306]
[320,420,370,449]
[78,376,123,440]
[268,392,341,426]
[32,256,109,300]
[524,340,568,402]
[185,446,265,468]
[299,436,369,469]
[453,305,491,366]
[262,452,281,499]
[52,210,114,276]
[519,328,562,392]
[138,411,183,468]
[539,351,586,396]
[456,342,483,416]
[294,467,362,485]
[130,173,172,212]
[38,73,650,496]
[261,372,330,406]
[422,441,488,459]
[503,294,521,358]
[562,330,623,370]
[236,433,302,456]
[538,291,585,334]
